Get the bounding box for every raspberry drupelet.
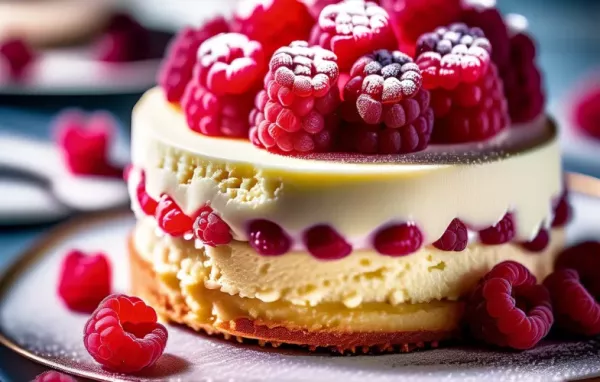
[249,41,341,153]
[309,0,397,71]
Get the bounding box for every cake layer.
[131,88,562,247]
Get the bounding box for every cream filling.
[131,88,562,246]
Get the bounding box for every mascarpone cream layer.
[131,87,562,245]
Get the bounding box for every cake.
[127,0,568,352]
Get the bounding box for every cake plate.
[0,174,599,382]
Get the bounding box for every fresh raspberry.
[247,219,291,256]
[433,218,468,251]
[193,205,232,247]
[83,294,168,373]
[373,223,423,256]
[136,171,158,216]
[96,13,150,62]
[182,82,255,138]
[155,194,193,237]
[552,192,572,227]
[303,225,352,260]
[250,41,341,153]
[555,241,600,291]
[0,37,35,79]
[58,250,111,313]
[158,17,229,103]
[520,228,549,252]
[309,0,397,71]
[195,33,266,96]
[573,83,600,140]
[479,213,515,245]
[32,371,77,382]
[54,111,123,178]
[233,0,314,58]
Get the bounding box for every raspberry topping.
[309,0,397,71]
[373,223,423,256]
[84,294,168,373]
[552,192,572,227]
[58,250,111,313]
[574,83,600,140]
[194,205,233,247]
[465,261,553,349]
[196,33,266,96]
[158,17,229,103]
[33,371,77,382]
[479,213,515,245]
[303,225,352,260]
[250,41,341,153]
[433,218,468,251]
[0,38,34,79]
[136,171,158,216]
[155,194,193,237]
[520,228,550,253]
[96,13,150,62]
[247,219,291,256]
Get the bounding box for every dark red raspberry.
[303,225,352,260]
[193,205,232,247]
[373,223,423,256]
[309,0,397,71]
[233,0,314,58]
[0,37,35,79]
[250,41,341,153]
[155,194,193,237]
[520,228,549,252]
[552,192,572,227]
[58,250,111,313]
[182,82,255,138]
[158,17,229,103]
[84,294,168,373]
[195,33,266,96]
[573,84,600,140]
[433,218,468,251]
[33,371,77,382]
[136,171,158,216]
[96,13,150,62]
[555,241,600,294]
[479,213,515,245]
[247,219,291,256]
[466,261,553,349]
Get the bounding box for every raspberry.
[574,84,600,140]
[0,37,34,79]
[520,228,549,252]
[466,261,553,349]
[193,205,232,246]
[58,250,111,313]
[303,225,352,260]
[373,223,423,256]
[96,13,150,62]
[479,213,515,245]
[136,171,158,216]
[155,194,193,237]
[83,294,168,373]
[247,220,291,256]
[309,0,397,71]
[182,82,255,138]
[555,241,600,291]
[196,33,266,96]
[552,192,572,227]
[158,17,229,103]
[233,0,314,58]
[33,371,77,382]
[250,41,341,153]
[433,218,468,251]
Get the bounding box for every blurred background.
[0,0,598,380]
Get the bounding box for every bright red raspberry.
[0,37,35,79]
[32,371,77,382]
[193,205,232,246]
[83,294,168,373]
[158,17,230,103]
[303,225,352,260]
[155,194,193,237]
[195,33,266,96]
[182,82,255,138]
[136,171,158,216]
[373,223,423,256]
[309,0,397,71]
[96,13,150,62]
[466,261,553,349]
[233,0,314,58]
[433,218,468,251]
[520,228,549,252]
[247,219,291,256]
[479,213,515,245]
[552,192,572,227]
[58,250,111,313]
[573,83,600,140]
[250,41,341,153]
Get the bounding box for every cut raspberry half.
[309,0,397,71]
[247,219,291,256]
[0,37,35,79]
[84,294,168,373]
[158,17,229,103]
[303,225,352,260]
[520,228,549,253]
[573,83,600,140]
[373,223,423,256]
[479,213,515,245]
[155,194,193,237]
[96,13,150,62]
[465,261,553,349]
[433,218,468,251]
[193,205,233,246]
[33,371,77,382]
[196,33,266,96]
[58,250,111,313]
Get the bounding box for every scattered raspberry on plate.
[0,37,35,80]
[96,13,150,62]
[194,205,233,246]
[573,83,600,140]
[84,294,168,373]
[32,371,77,382]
